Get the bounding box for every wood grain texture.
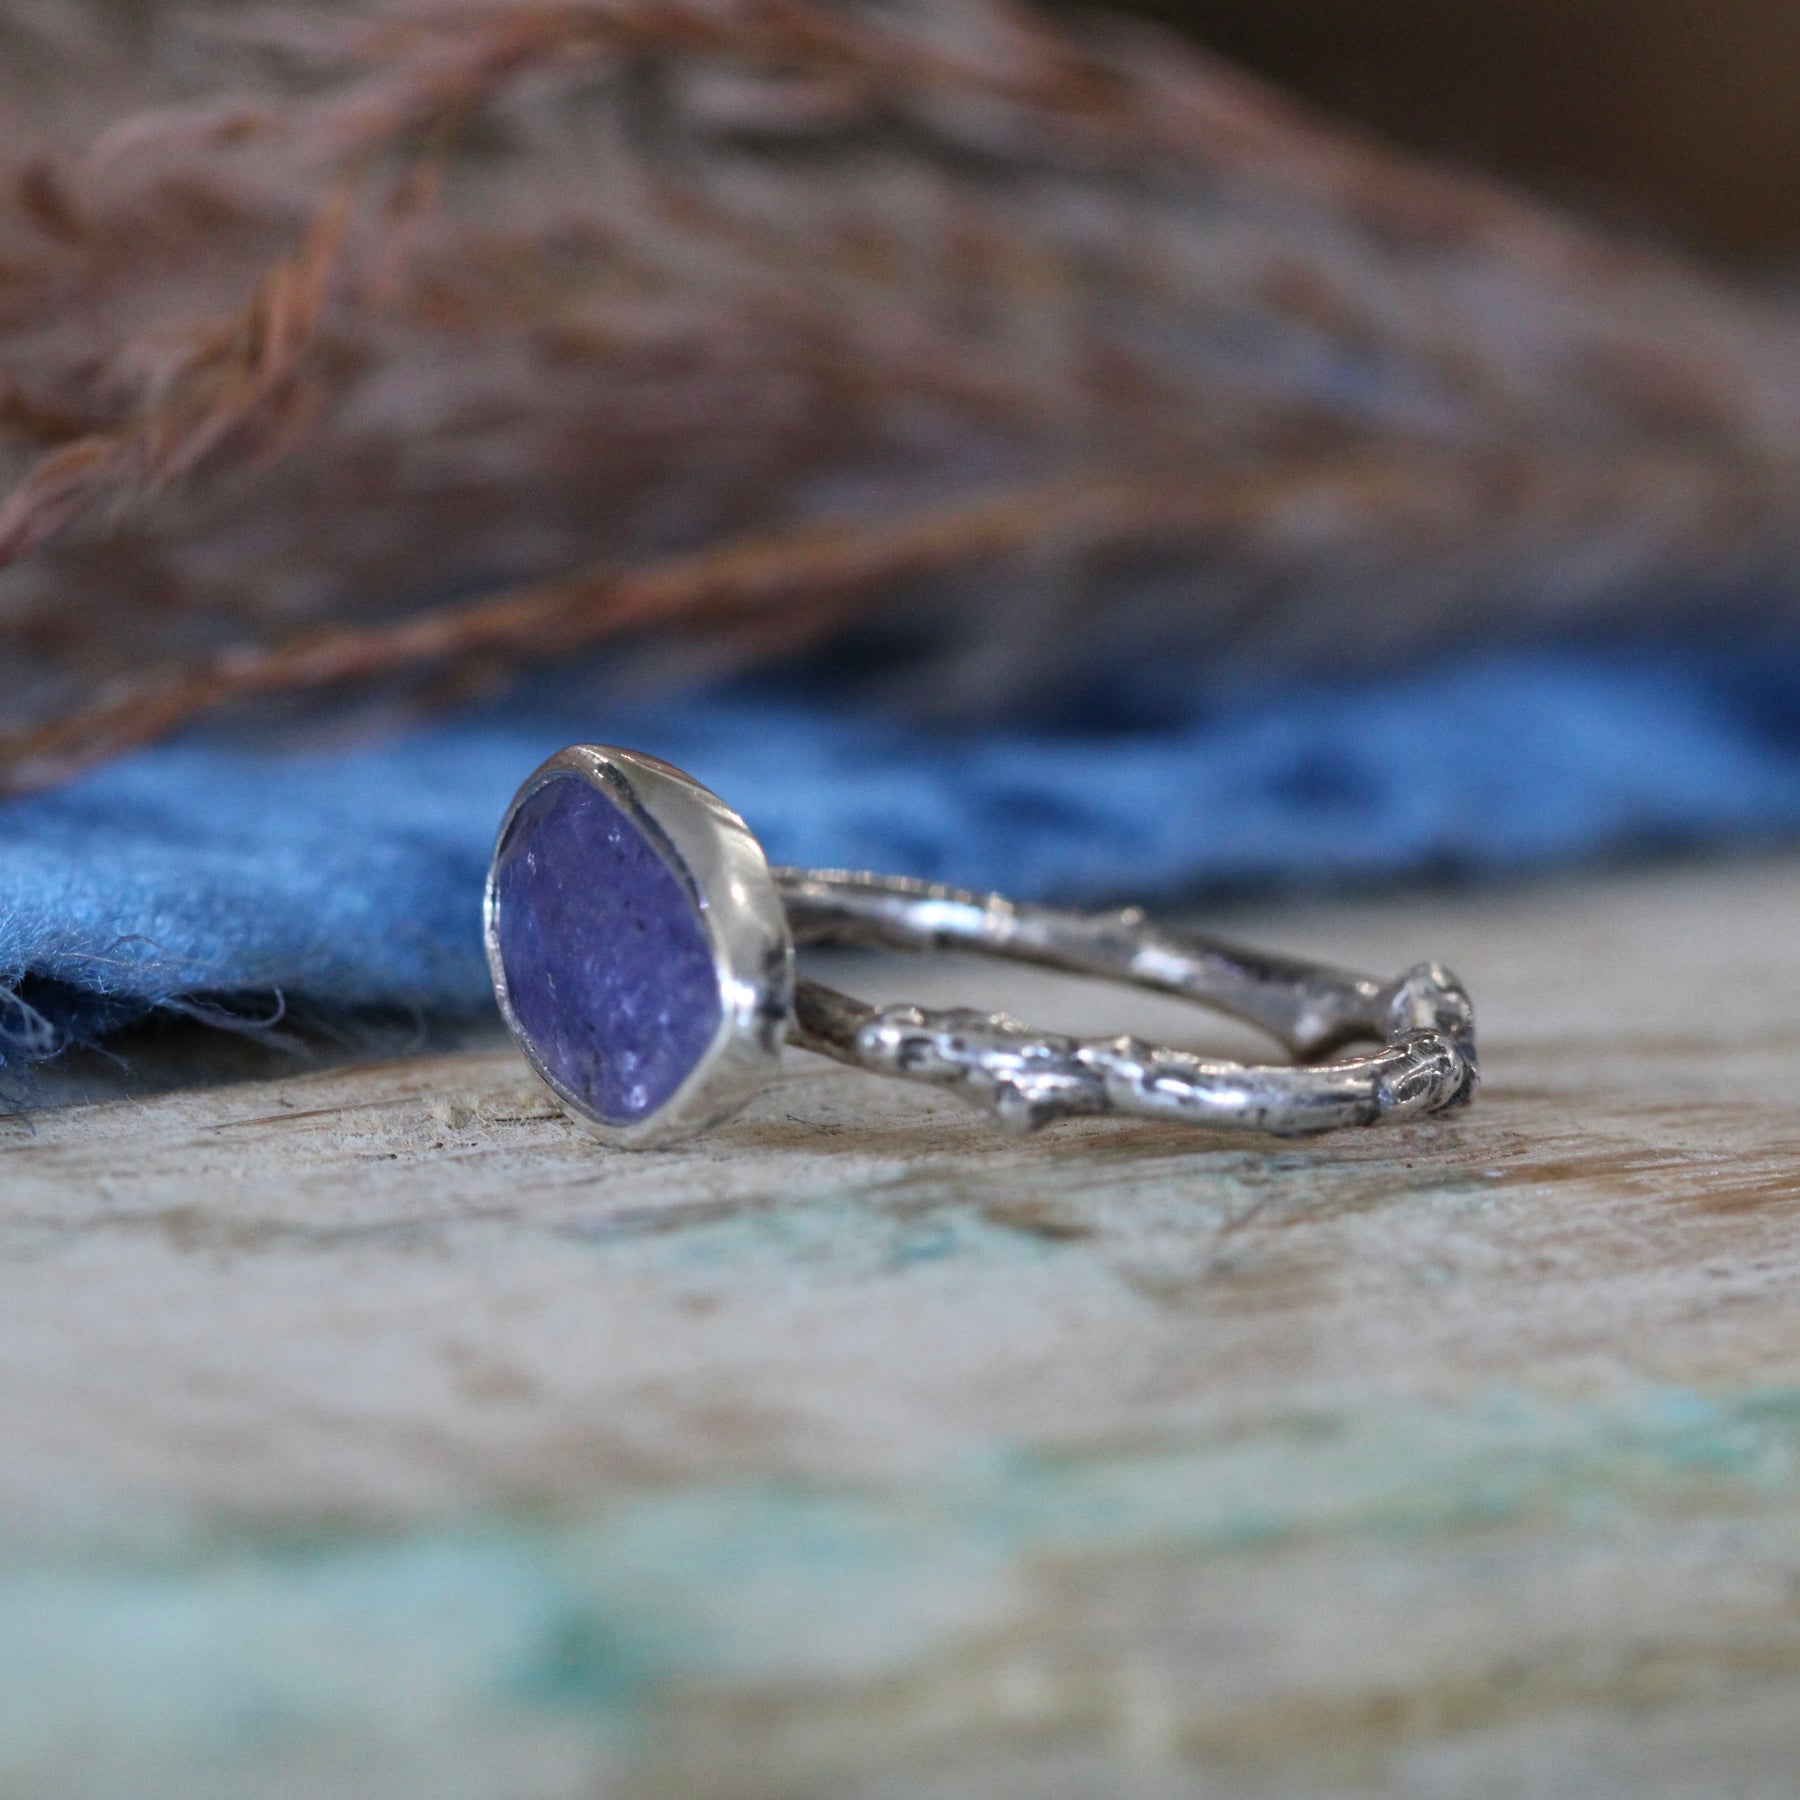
[4,858,1800,1798]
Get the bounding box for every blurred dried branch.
[3,0,1800,790]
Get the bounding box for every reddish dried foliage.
[1,0,1798,790]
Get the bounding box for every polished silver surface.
[489,750,1477,1148]
[484,747,793,1149]
[778,871,1478,1136]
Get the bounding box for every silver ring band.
[779,871,1478,1137]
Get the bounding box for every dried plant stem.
[8,0,1800,793]
[0,0,1786,584]
[0,190,356,568]
[0,467,1200,792]
[3,441,1784,796]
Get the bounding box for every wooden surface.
[5,857,1800,1798]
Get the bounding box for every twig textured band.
[783,873,1477,1136]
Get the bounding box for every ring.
[484,746,1480,1149]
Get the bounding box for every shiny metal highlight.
[778,871,1477,1137]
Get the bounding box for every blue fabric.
[4,646,1800,1066]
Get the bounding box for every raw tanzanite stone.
[492,774,722,1125]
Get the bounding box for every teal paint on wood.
[6,1384,1800,1791]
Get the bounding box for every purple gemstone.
[493,774,722,1125]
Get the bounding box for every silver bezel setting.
[484,746,794,1149]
